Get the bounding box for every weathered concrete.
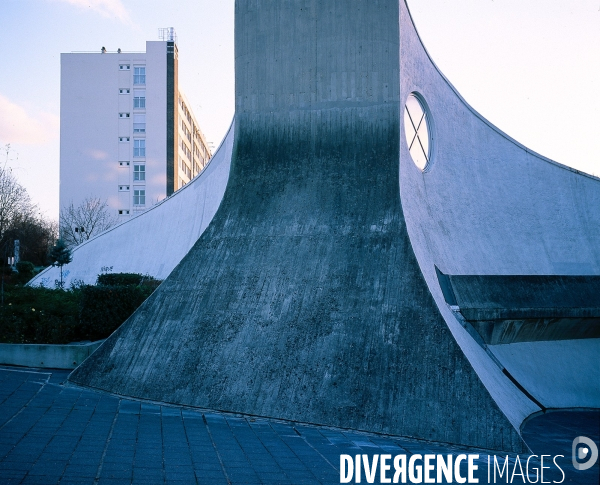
[29,121,234,287]
[69,0,529,452]
[0,340,103,369]
[437,272,600,343]
[398,0,600,429]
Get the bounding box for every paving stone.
[1,367,597,485]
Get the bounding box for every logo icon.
[572,436,599,471]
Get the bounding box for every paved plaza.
[0,367,597,484]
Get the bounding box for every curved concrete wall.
[70,0,527,452]
[489,339,600,410]
[399,0,600,428]
[30,122,234,287]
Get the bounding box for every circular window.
[404,93,432,171]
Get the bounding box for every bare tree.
[1,144,38,304]
[0,144,34,240]
[60,197,117,248]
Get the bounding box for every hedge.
[78,280,160,341]
[96,272,158,286]
[0,274,161,344]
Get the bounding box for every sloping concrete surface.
[69,0,527,452]
[398,0,600,431]
[29,121,234,288]
[37,0,599,454]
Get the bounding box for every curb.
[0,340,105,369]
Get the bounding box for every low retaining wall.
[0,340,104,369]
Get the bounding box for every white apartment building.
[60,29,211,221]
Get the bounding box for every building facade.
[60,29,211,221]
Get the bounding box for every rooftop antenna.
[158,27,177,44]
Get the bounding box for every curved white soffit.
[30,119,235,288]
[399,0,600,432]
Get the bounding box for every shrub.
[0,273,161,344]
[16,261,35,275]
[97,272,159,287]
[78,283,157,341]
[14,261,35,284]
[0,286,81,344]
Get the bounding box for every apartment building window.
[133,139,145,157]
[119,64,130,70]
[133,164,145,181]
[134,67,146,84]
[119,88,130,94]
[133,90,146,108]
[133,114,146,133]
[180,158,191,179]
[181,121,192,143]
[119,113,130,118]
[180,102,192,125]
[180,137,191,161]
[133,189,145,205]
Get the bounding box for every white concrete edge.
[488,338,600,410]
[403,0,600,183]
[29,117,235,287]
[399,0,542,435]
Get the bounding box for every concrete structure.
[30,121,233,287]
[51,0,599,452]
[0,340,103,369]
[60,29,211,222]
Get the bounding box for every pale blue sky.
[1,0,598,219]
